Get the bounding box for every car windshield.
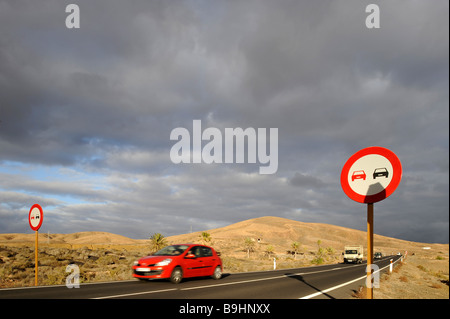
[154,245,190,256]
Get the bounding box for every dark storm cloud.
[0,1,448,243]
[290,172,326,189]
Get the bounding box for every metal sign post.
[29,204,44,286]
[35,230,39,286]
[367,203,374,299]
[341,147,402,299]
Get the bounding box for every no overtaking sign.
[340,146,402,204]
[28,203,44,286]
[340,146,402,299]
[29,204,44,231]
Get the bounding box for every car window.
[186,246,201,257]
[154,245,189,256]
[200,247,213,257]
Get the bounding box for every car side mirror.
[185,254,196,259]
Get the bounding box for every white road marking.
[299,258,401,299]
[92,265,346,298]
[54,257,397,299]
[92,288,178,299]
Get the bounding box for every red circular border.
[340,147,402,203]
[28,204,44,231]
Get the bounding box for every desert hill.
[167,216,448,258]
[0,231,142,247]
[0,216,447,256]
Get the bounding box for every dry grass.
[0,244,148,288]
[352,255,449,299]
[1,216,448,299]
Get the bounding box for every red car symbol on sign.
[351,170,366,181]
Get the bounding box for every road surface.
[0,255,400,299]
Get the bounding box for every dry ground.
[351,250,449,299]
[365,254,448,299]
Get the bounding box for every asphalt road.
[0,255,400,300]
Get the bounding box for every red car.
[132,244,223,283]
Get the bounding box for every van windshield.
[345,250,358,254]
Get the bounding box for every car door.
[198,246,215,276]
[183,246,203,277]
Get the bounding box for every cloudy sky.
[0,0,448,244]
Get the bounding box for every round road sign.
[341,147,402,203]
[29,204,44,231]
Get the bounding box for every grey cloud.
[290,172,326,189]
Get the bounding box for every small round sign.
[29,204,44,231]
[341,147,402,203]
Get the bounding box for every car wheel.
[211,266,222,280]
[170,267,183,284]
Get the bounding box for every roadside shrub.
[311,257,324,265]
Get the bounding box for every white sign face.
[347,154,393,196]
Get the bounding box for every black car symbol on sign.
[373,168,389,179]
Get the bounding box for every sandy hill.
[1,216,447,256]
[0,231,141,246]
[167,216,448,257]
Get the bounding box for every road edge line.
[299,257,401,299]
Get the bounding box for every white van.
[343,245,363,264]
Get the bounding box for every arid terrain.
[0,216,448,298]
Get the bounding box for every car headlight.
[133,261,139,266]
[155,258,172,266]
